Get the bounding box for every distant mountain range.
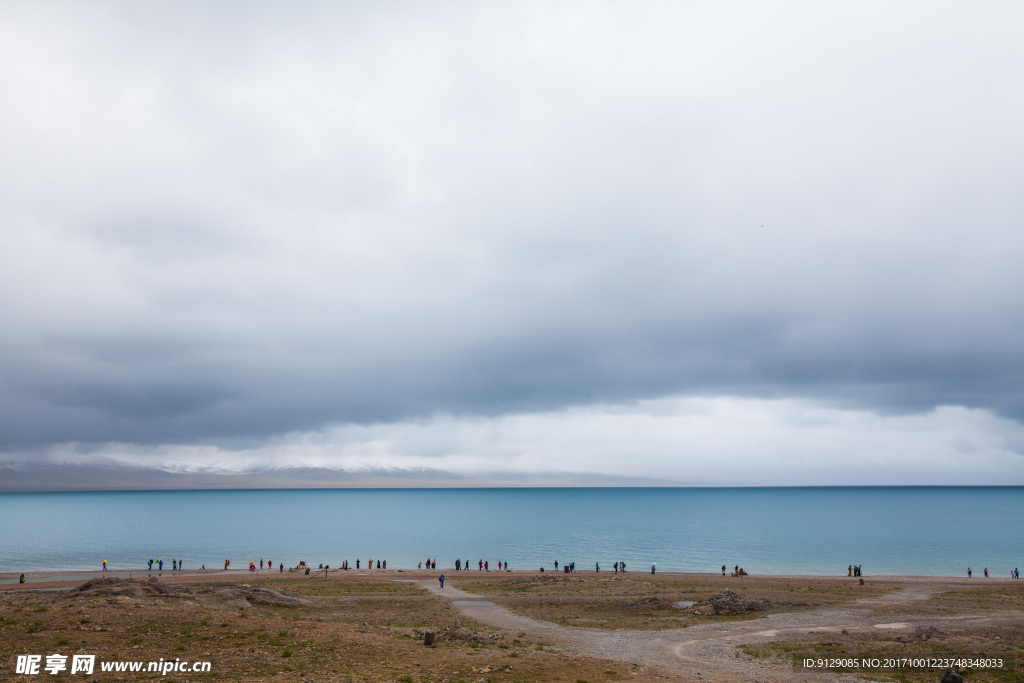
[0,461,676,492]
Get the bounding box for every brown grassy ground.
[740,624,1024,683]
[0,572,673,682]
[447,572,1024,681]
[736,581,1024,683]
[4,572,1023,682]
[448,571,888,630]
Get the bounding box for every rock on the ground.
[687,589,770,615]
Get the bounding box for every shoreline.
[2,567,1017,591]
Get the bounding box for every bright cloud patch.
[22,398,1024,486]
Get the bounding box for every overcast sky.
[1,1,1022,485]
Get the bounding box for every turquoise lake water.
[0,487,1020,576]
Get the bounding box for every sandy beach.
[3,568,1021,681]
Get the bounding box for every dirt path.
[417,579,1022,683]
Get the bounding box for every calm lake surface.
[1,487,1020,576]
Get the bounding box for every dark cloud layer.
[0,2,1021,464]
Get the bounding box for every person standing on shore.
[968,567,972,578]
[722,565,726,576]
[455,559,460,571]
[19,573,25,583]
[439,573,445,589]
[148,559,153,570]
[158,559,163,570]
[650,563,656,575]
[984,566,988,577]
[102,560,107,572]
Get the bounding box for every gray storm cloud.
[0,2,1021,482]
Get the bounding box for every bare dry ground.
[447,572,887,630]
[0,572,672,682]
[441,572,1024,682]
[2,571,1022,682]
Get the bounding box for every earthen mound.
[501,574,564,588]
[75,577,170,598]
[195,584,308,608]
[413,624,503,644]
[623,596,672,610]
[688,589,769,615]
[72,578,307,607]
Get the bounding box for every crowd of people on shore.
[85,559,1024,580]
[440,559,513,571]
[143,558,188,572]
[122,557,624,575]
[967,566,1020,579]
[124,557,671,575]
